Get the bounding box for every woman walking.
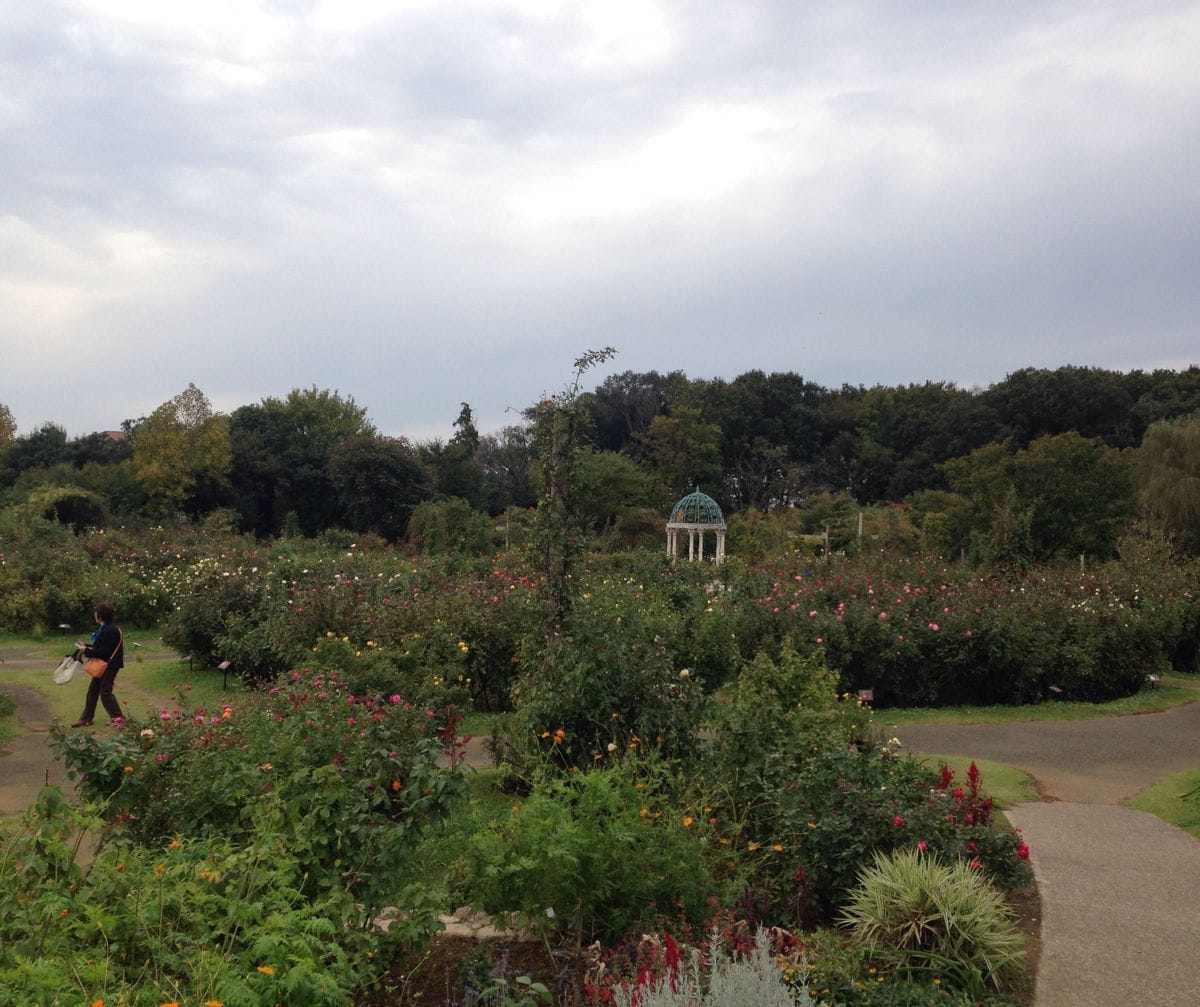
[71,601,124,727]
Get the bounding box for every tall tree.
[0,403,15,456]
[327,434,433,540]
[478,424,537,512]
[1136,413,1200,553]
[131,384,231,515]
[229,387,374,535]
[2,422,71,486]
[639,406,724,503]
[585,369,685,456]
[944,433,1135,560]
[421,402,486,508]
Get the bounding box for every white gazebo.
[666,489,727,564]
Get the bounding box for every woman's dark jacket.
[84,623,124,671]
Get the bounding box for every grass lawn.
[879,671,1200,726]
[916,755,1039,808]
[1127,769,1200,839]
[0,631,245,731]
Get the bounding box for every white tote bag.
[53,654,83,685]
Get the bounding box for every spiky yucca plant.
[838,848,1025,992]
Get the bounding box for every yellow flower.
[457,640,469,653]
[772,843,784,852]
[204,1001,225,1006]
[747,841,760,852]
[256,964,275,975]
[639,807,650,817]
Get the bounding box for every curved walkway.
[894,702,1200,1007]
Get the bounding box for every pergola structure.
[666,489,726,564]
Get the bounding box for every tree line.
[2,363,1199,560]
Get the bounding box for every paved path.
[0,682,74,813]
[894,701,1200,1007]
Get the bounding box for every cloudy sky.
[2,0,1198,441]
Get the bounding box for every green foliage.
[408,496,493,554]
[640,405,724,503]
[1137,412,1200,554]
[461,761,721,944]
[944,432,1137,562]
[526,348,618,633]
[710,640,859,816]
[132,383,232,515]
[497,573,711,776]
[838,849,1025,993]
[328,433,433,540]
[0,787,372,1006]
[228,386,375,536]
[51,667,467,918]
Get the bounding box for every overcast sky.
[3,0,1198,441]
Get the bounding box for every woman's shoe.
[70,719,92,728]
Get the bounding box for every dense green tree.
[575,449,654,532]
[983,366,1135,448]
[327,434,432,540]
[131,384,231,516]
[229,387,374,536]
[1136,413,1200,553]
[585,369,685,457]
[1127,367,1200,439]
[420,404,487,509]
[0,403,15,456]
[851,382,991,502]
[478,424,537,513]
[67,431,133,468]
[944,433,1135,560]
[639,406,724,502]
[2,422,70,483]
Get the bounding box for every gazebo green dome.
[669,489,725,526]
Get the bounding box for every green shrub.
[496,578,711,775]
[0,787,376,1007]
[51,667,467,918]
[838,849,1025,993]
[461,761,722,944]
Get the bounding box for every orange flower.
[91,1000,104,1007]
[167,839,182,849]
[203,1001,224,1006]
[391,779,402,791]
[682,816,694,827]
[256,964,275,976]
